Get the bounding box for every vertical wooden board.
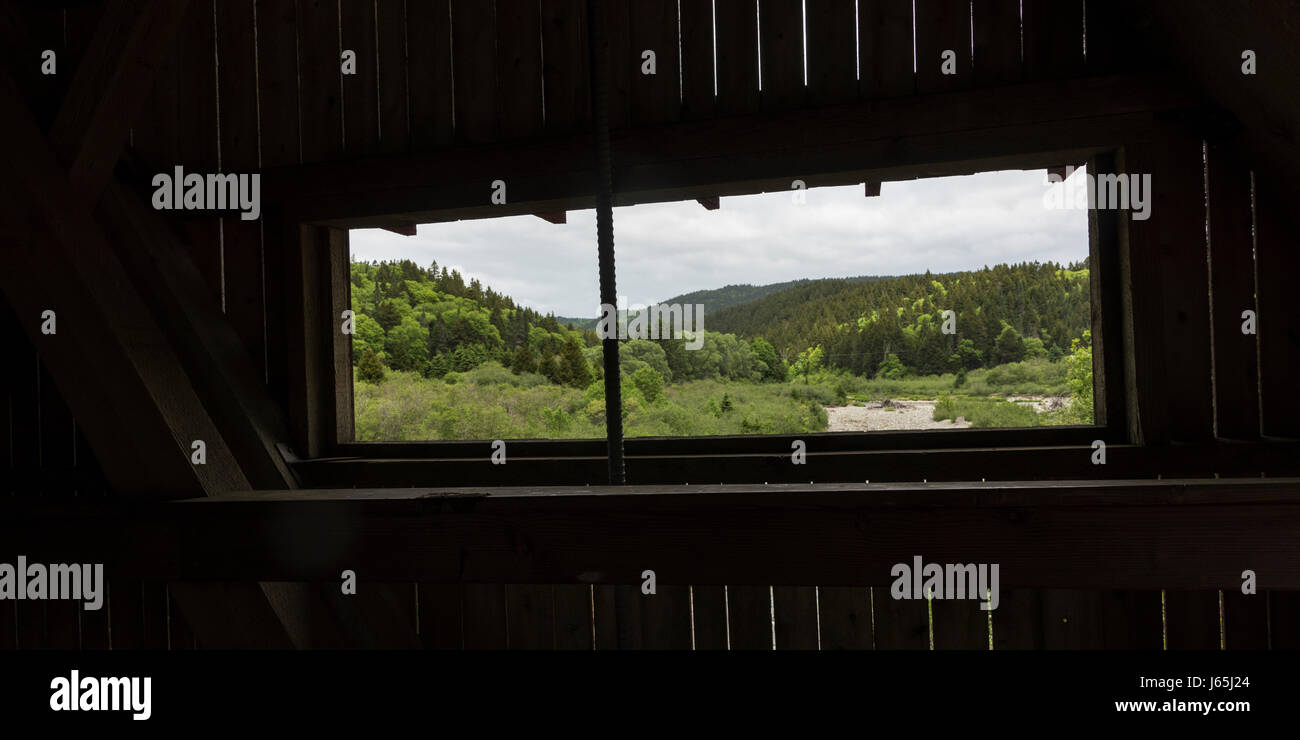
[297,0,344,162]
[167,587,198,649]
[727,585,772,649]
[1206,143,1259,440]
[871,587,929,649]
[108,580,143,649]
[914,0,971,94]
[553,584,593,649]
[37,361,74,493]
[375,0,410,152]
[712,0,759,115]
[757,0,801,110]
[16,603,47,649]
[678,0,714,119]
[804,0,856,106]
[0,602,15,651]
[629,0,681,124]
[772,586,818,650]
[407,0,455,149]
[641,585,692,649]
[217,0,268,381]
[328,229,353,446]
[38,361,80,648]
[461,584,509,648]
[260,210,291,414]
[1123,135,1214,445]
[417,583,463,648]
[0,304,12,498]
[176,1,223,302]
[597,0,631,129]
[1021,0,1082,81]
[1099,590,1163,649]
[141,582,168,650]
[991,587,1043,649]
[610,584,644,649]
[858,0,914,99]
[505,584,555,649]
[1163,590,1221,649]
[1082,0,1125,74]
[691,585,728,649]
[1039,589,1103,649]
[972,0,1020,86]
[1043,589,1164,649]
[341,0,381,155]
[131,14,179,171]
[1222,592,1267,650]
[931,599,990,650]
[1268,592,1300,649]
[1255,184,1300,438]
[1091,152,1127,431]
[496,0,545,139]
[817,587,871,650]
[540,0,590,133]
[592,584,618,649]
[10,336,37,495]
[450,0,498,143]
[256,0,301,166]
[284,225,327,458]
[79,595,110,650]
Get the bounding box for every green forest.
[350,258,1095,441]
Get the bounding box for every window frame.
[283,149,1129,471]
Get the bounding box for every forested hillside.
[709,260,1091,377]
[558,275,890,329]
[349,259,597,386]
[349,258,1093,440]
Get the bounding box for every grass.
[354,357,1085,440]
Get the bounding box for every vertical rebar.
[588,0,625,484]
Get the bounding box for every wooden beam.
[380,223,418,236]
[7,478,1300,589]
[49,0,190,205]
[0,66,305,649]
[534,211,567,224]
[864,181,881,196]
[289,441,1300,488]
[695,196,719,210]
[259,75,1205,227]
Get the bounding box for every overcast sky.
[350,167,1090,318]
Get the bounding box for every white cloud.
[349,168,1089,317]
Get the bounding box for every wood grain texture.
[757,0,802,110]
[1205,142,1260,440]
[1121,133,1214,445]
[630,0,680,124]
[817,586,872,649]
[972,0,1020,86]
[406,0,455,149]
[859,0,913,99]
[914,0,971,94]
[713,0,759,115]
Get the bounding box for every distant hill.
[558,275,891,330]
[707,261,1091,376]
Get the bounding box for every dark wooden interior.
[2,0,1299,649]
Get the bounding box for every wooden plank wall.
[4,1,1298,653]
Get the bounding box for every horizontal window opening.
[346,167,1097,442]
